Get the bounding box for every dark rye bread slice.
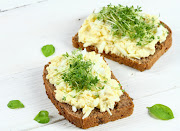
[43,64,134,129]
[72,22,172,71]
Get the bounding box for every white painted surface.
[0,0,47,11]
[0,0,179,130]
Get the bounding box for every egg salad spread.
[78,4,168,59]
[46,49,123,119]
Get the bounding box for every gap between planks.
[0,0,48,13]
[29,87,179,130]
[1,66,178,130]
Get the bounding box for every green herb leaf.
[102,86,105,89]
[78,47,82,50]
[104,81,107,83]
[147,104,174,120]
[34,110,50,124]
[7,100,25,109]
[95,93,99,98]
[62,96,66,101]
[41,44,55,57]
[62,52,69,58]
[121,89,125,92]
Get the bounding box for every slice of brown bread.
[43,64,134,129]
[72,22,172,71]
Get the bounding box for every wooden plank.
[0,0,178,76]
[0,66,179,130]
[0,0,179,130]
[0,0,47,12]
[32,88,180,130]
[0,67,63,130]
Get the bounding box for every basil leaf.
[34,110,50,124]
[7,100,25,109]
[41,44,55,57]
[147,104,174,120]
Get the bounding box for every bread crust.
[72,22,172,71]
[43,64,134,129]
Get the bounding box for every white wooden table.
[0,0,179,130]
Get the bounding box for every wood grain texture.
[0,64,179,130]
[0,0,179,130]
[0,0,47,12]
[32,88,180,131]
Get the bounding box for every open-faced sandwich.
[72,4,172,71]
[43,49,134,129]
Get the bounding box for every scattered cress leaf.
[147,104,174,120]
[95,94,99,98]
[62,96,66,101]
[121,89,125,92]
[7,100,25,109]
[34,110,50,124]
[41,44,55,57]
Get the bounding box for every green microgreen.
[62,50,99,91]
[78,47,82,50]
[160,22,165,28]
[121,89,125,92]
[95,93,99,98]
[96,4,158,46]
[70,95,76,98]
[62,96,66,101]
[62,52,69,58]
